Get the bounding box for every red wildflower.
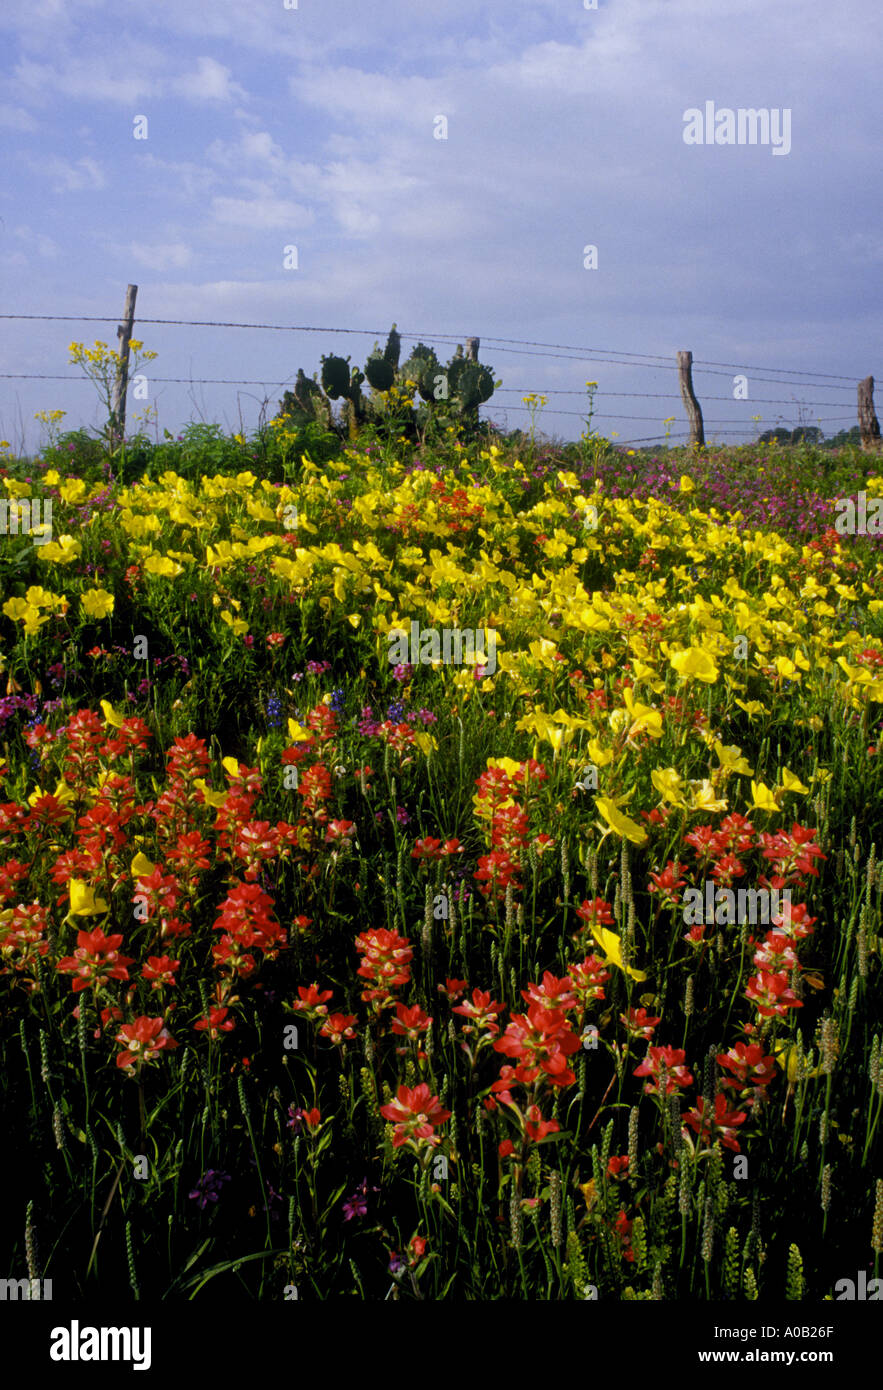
[55,927,135,993]
[633,1045,694,1096]
[620,1006,661,1041]
[140,955,180,991]
[744,969,803,1018]
[647,860,687,907]
[524,1105,560,1142]
[683,1091,748,1152]
[193,1006,236,1040]
[716,1041,776,1097]
[380,1083,451,1150]
[115,1015,178,1072]
[319,1012,358,1045]
[291,983,334,1022]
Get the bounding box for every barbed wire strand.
[0,372,857,411]
[0,313,868,385]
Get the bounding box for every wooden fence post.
[858,376,881,452]
[111,283,138,448]
[677,350,704,448]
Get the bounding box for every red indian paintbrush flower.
[140,955,180,991]
[193,1006,236,1040]
[291,982,334,1022]
[115,1015,178,1073]
[683,1091,748,1152]
[355,926,412,1010]
[380,1082,451,1150]
[717,1040,776,1098]
[390,1001,432,1041]
[647,861,687,907]
[319,1012,357,1045]
[633,1045,694,1096]
[620,1006,661,1041]
[523,1105,559,1142]
[55,927,135,993]
[744,969,803,1019]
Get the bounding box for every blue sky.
[1,0,880,455]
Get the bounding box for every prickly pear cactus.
[320,354,351,400]
[453,360,495,412]
[364,351,395,393]
[401,344,440,402]
[276,321,496,444]
[384,324,401,370]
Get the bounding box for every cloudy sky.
[1,0,880,455]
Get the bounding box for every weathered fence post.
[111,283,138,449]
[858,376,881,452]
[677,350,705,448]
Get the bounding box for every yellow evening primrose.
[622,687,663,739]
[4,479,32,499]
[688,779,728,813]
[220,610,248,635]
[749,781,780,813]
[669,645,719,683]
[595,796,648,846]
[713,742,754,776]
[193,780,228,808]
[58,479,88,505]
[23,606,50,635]
[3,597,33,624]
[487,757,522,777]
[780,768,809,794]
[773,1041,822,1083]
[630,659,658,683]
[774,655,800,681]
[651,767,687,806]
[734,699,767,718]
[99,700,124,728]
[131,851,157,879]
[28,780,75,807]
[589,923,648,982]
[67,879,109,917]
[80,589,115,619]
[287,718,314,744]
[24,586,57,609]
[143,553,183,578]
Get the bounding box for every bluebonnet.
[266,691,283,728]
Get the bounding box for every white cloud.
[290,67,442,127]
[0,103,38,131]
[210,195,314,230]
[41,155,106,192]
[170,57,247,104]
[205,130,288,173]
[129,241,194,271]
[134,153,222,202]
[10,51,246,109]
[12,54,157,104]
[13,225,58,257]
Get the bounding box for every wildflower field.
[1,393,883,1304]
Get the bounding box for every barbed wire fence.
[0,292,878,452]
